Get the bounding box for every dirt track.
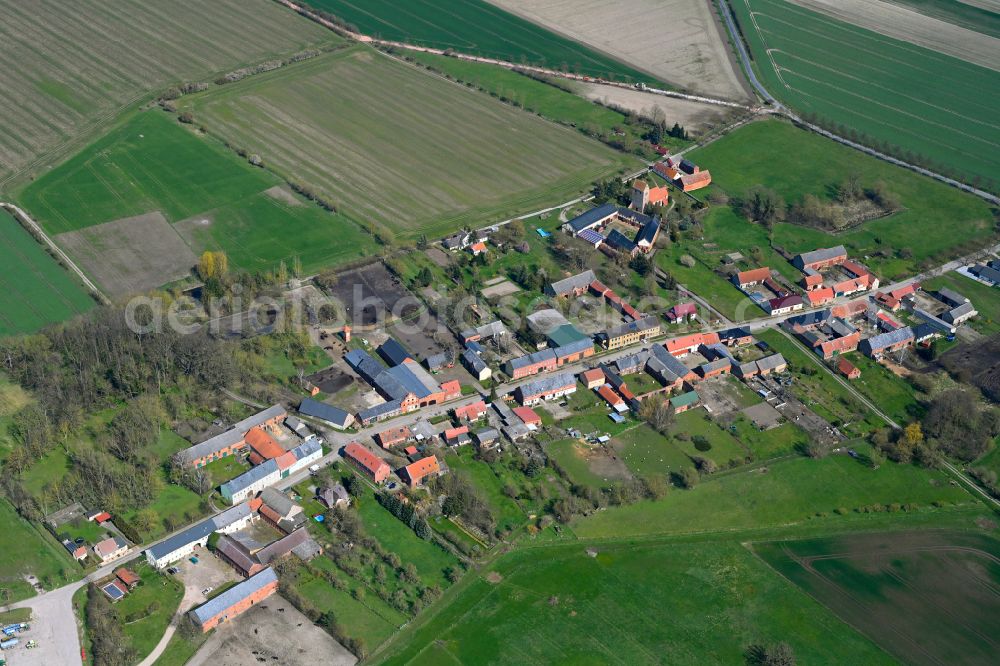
[486,0,751,101]
[787,0,1000,72]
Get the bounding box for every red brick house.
[189,568,278,632]
[837,357,861,380]
[453,401,487,422]
[401,456,440,488]
[344,443,390,484]
[375,426,412,449]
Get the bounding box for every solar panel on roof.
[102,583,125,600]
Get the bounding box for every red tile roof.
[512,406,542,425]
[581,368,605,384]
[597,384,624,407]
[403,456,440,485]
[344,443,389,477]
[443,426,469,441]
[376,426,412,447]
[736,267,771,285]
[275,451,297,471]
[245,427,284,461]
[115,568,140,587]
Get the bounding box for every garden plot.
[325,263,418,328]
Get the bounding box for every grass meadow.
[0,0,338,188]
[303,0,653,82]
[572,449,972,540]
[0,210,94,335]
[0,499,79,602]
[19,111,377,276]
[688,119,997,280]
[754,530,1000,666]
[375,537,894,665]
[178,48,639,240]
[729,0,1000,188]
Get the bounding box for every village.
[4,131,996,666]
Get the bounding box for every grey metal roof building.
[605,229,637,255]
[935,287,968,308]
[189,567,277,627]
[943,302,977,324]
[514,373,577,401]
[220,459,279,499]
[298,398,352,428]
[146,502,253,564]
[378,338,412,366]
[756,353,787,372]
[178,405,286,464]
[547,270,596,297]
[860,327,915,355]
[358,399,403,423]
[793,245,847,269]
[345,349,386,384]
[564,203,617,235]
[506,348,557,373]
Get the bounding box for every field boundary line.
[273,0,750,110]
[0,202,108,304]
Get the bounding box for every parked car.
[202,587,213,596]
[166,567,179,575]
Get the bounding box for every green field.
[298,568,407,648]
[117,564,184,661]
[0,210,94,335]
[354,488,459,588]
[375,537,893,665]
[178,47,639,239]
[572,450,971,540]
[444,448,527,535]
[19,111,377,277]
[0,499,78,602]
[754,530,1000,666]
[730,0,1000,188]
[688,119,997,280]
[889,0,1000,38]
[0,0,338,188]
[842,352,923,425]
[402,52,686,155]
[304,0,653,82]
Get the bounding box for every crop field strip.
[0,210,94,335]
[731,0,1000,187]
[179,47,638,239]
[20,111,377,283]
[304,0,653,82]
[754,531,1000,665]
[0,0,338,187]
